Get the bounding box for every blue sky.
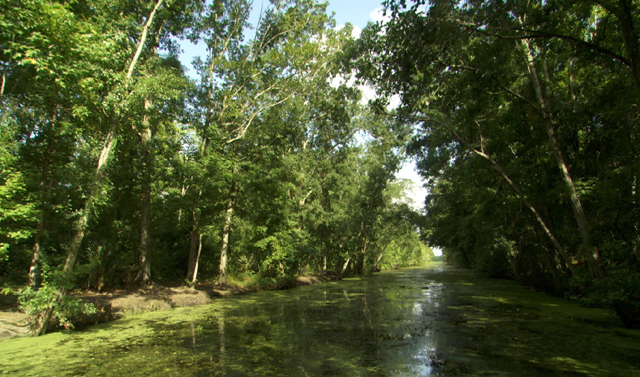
[326,0,386,28]
[179,0,387,76]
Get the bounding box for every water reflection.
[3,265,639,376]
[168,269,447,376]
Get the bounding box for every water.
[1,263,639,376]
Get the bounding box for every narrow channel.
[1,263,639,376]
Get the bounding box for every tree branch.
[127,0,165,81]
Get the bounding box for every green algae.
[1,263,639,376]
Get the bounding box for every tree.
[353,0,640,327]
[0,0,437,335]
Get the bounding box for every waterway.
[1,263,639,376]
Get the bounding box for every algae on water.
[1,263,639,376]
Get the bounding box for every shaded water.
[1,263,639,376]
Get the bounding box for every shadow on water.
[1,262,639,376]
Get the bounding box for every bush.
[582,269,640,329]
[6,281,96,333]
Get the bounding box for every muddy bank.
[0,275,331,340]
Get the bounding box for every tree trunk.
[126,0,164,80]
[29,113,57,287]
[137,180,152,285]
[521,39,603,278]
[219,198,234,284]
[477,148,577,276]
[374,252,385,271]
[29,220,44,287]
[64,127,117,274]
[36,127,117,335]
[35,0,165,335]
[62,0,161,283]
[358,238,369,274]
[192,233,203,285]
[373,242,391,271]
[187,220,200,284]
[0,34,13,97]
[136,97,153,285]
[439,120,579,277]
[616,0,640,91]
[339,257,351,279]
[633,174,640,258]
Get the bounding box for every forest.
[1,0,639,335]
[352,0,640,328]
[0,0,431,335]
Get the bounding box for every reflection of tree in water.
[169,271,446,375]
[2,267,639,376]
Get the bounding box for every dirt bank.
[0,275,330,340]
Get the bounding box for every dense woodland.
[352,0,640,328]
[0,0,431,334]
[0,0,639,334]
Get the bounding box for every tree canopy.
[352,0,640,328]
[0,0,431,334]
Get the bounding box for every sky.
[326,0,428,211]
[178,0,428,212]
[326,0,389,32]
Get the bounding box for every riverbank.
[0,274,332,340]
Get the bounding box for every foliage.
[352,0,640,327]
[582,270,640,329]
[0,0,429,334]
[4,281,96,331]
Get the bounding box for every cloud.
[396,161,428,210]
[369,7,391,23]
[334,24,362,39]
[351,25,362,39]
[328,74,373,106]
[328,73,356,89]
[329,74,402,110]
[358,83,377,105]
[388,94,401,110]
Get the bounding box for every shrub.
[6,281,96,333]
[582,269,640,329]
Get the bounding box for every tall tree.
[353,0,640,327]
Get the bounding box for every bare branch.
[226,93,294,143]
[127,0,165,80]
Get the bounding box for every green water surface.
[1,263,639,376]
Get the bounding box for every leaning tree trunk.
[191,233,203,285]
[35,127,117,336]
[62,0,164,285]
[35,0,166,335]
[441,121,579,277]
[186,188,202,284]
[358,238,369,274]
[521,39,603,278]
[373,241,391,272]
[339,257,351,279]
